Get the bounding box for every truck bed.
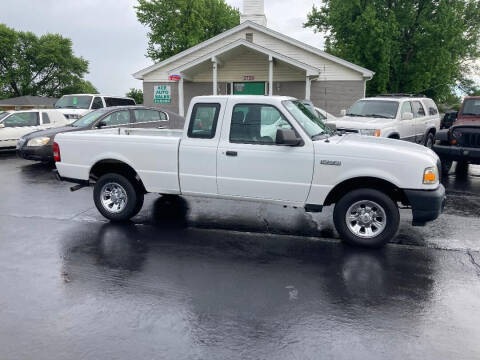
[55,127,182,194]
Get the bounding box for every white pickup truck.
[54,95,445,247]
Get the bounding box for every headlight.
[423,166,439,184]
[359,129,381,136]
[27,137,51,147]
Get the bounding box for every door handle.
[226,151,238,157]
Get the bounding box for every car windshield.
[282,100,333,139]
[461,99,480,116]
[55,95,92,110]
[71,108,109,127]
[347,100,399,119]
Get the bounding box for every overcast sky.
[0,0,323,96]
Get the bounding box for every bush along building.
[133,0,374,117]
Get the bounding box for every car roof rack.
[377,93,426,98]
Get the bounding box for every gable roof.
[133,21,374,80]
[0,95,58,106]
[171,39,320,76]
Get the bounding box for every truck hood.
[326,134,439,165]
[327,116,394,129]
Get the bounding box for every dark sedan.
[17,106,184,163]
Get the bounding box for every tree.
[126,88,144,104]
[0,24,97,99]
[135,0,240,61]
[304,0,480,102]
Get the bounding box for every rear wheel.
[93,173,144,221]
[333,188,400,248]
[424,132,434,148]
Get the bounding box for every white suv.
[54,94,136,121]
[328,95,440,148]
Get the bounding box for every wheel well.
[427,127,436,136]
[323,177,408,206]
[388,133,400,139]
[89,159,146,193]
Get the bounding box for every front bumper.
[404,185,446,226]
[433,144,480,164]
[17,145,53,162]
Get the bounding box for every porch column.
[212,57,218,95]
[305,75,311,100]
[268,55,273,96]
[178,76,184,116]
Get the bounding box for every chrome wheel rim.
[100,182,128,213]
[345,200,387,238]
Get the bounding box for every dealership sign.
[153,85,171,104]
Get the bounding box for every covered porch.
[169,39,320,116]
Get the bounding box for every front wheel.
[441,159,453,176]
[93,173,144,221]
[333,189,400,248]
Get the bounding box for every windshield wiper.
[346,114,365,117]
[363,114,391,119]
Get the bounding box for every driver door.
[216,103,314,203]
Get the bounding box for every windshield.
[347,100,399,119]
[283,100,333,138]
[461,99,480,116]
[71,108,109,127]
[55,95,92,110]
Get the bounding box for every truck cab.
[54,95,445,248]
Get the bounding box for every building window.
[246,33,253,42]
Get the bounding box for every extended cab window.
[134,109,167,123]
[105,97,136,107]
[187,103,220,139]
[412,101,426,118]
[2,112,39,127]
[230,104,292,144]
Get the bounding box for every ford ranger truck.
[54,96,446,248]
[434,96,480,174]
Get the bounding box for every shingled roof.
[0,96,58,107]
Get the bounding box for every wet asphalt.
[1,152,480,359]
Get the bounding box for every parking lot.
[1,152,480,359]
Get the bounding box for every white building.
[133,0,374,117]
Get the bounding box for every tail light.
[53,142,61,162]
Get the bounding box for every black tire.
[93,173,144,221]
[424,132,434,148]
[441,158,453,176]
[333,188,400,248]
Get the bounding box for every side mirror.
[276,128,302,146]
[325,123,337,131]
[401,112,413,120]
[0,123,4,129]
[96,120,107,128]
[340,109,347,117]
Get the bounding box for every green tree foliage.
[126,88,144,104]
[304,0,480,101]
[0,24,97,99]
[136,0,240,61]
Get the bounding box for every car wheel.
[441,159,453,176]
[333,188,400,248]
[424,132,434,148]
[93,173,144,221]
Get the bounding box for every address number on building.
[153,85,171,104]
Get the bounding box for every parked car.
[441,110,458,129]
[18,105,184,162]
[54,94,136,121]
[54,95,445,248]
[0,109,68,150]
[433,96,480,174]
[327,94,440,148]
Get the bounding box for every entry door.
[398,101,415,141]
[217,103,314,203]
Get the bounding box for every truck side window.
[412,101,426,118]
[91,97,104,109]
[187,103,220,139]
[230,104,292,144]
[401,101,412,118]
[42,112,50,124]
